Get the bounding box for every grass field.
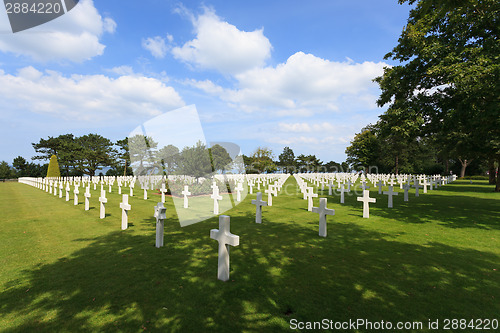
[0,178,499,332]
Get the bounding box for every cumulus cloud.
[278,122,337,133]
[0,0,116,62]
[142,36,168,59]
[187,51,387,114]
[172,7,272,75]
[0,66,185,122]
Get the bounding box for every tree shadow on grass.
[0,207,499,332]
[318,184,500,230]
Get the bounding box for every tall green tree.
[179,141,212,179]
[0,161,15,179]
[209,144,232,174]
[74,134,116,176]
[115,138,132,176]
[128,135,158,175]
[375,0,500,189]
[157,144,180,175]
[250,147,276,174]
[278,147,296,174]
[295,154,323,173]
[32,134,78,176]
[345,127,380,173]
[12,156,28,177]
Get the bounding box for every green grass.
[0,178,499,332]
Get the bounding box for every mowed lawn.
[0,178,499,332]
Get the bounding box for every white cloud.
[278,122,338,133]
[108,65,134,76]
[142,36,168,59]
[0,66,185,122]
[187,52,387,114]
[0,0,116,62]
[172,8,272,75]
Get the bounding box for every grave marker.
[120,194,131,230]
[99,189,107,219]
[357,190,376,218]
[181,185,191,208]
[154,202,167,248]
[211,184,222,215]
[312,198,335,237]
[383,185,398,208]
[251,192,267,224]
[210,215,239,282]
[84,186,91,211]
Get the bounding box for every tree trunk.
[445,159,449,174]
[458,158,472,178]
[488,159,496,185]
[395,155,399,175]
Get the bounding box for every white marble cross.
[84,186,91,211]
[210,215,239,281]
[211,184,222,215]
[99,189,107,219]
[387,178,396,187]
[59,182,63,198]
[129,183,134,197]
[160,183,168,203]
[337,184,347,204]
[249,181,254,194]
[154,202,167,248]
[357,190,376,218]
[306,187,318,211]
[251,192,267,224]
[383,185,399,208]
[65,183,70,201]
[143,187,148,200]
[327,182,333,196]
[420,177,428,194]
[312,198,335,237]
[118,184,122,195]
[413,182,421,197]
[265,184,277,207]
[73,185,79,206]
[377,180,384,194]
[235,182,244,202]
[181,185,191,208]
[403,184,410,202]
[109,183,112,193]
[256,179,262,190]
[361,181,370,191]
[347,180,352,192]
[120,194,131,230]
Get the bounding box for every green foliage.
[295,154,323,173]
[248,147,276,174]
[345,128,380,172]
[375,0,500,187]
[115,138,131,176]
[46,155,61,178]
[178,141,212,179]
[74,134,116,176]
[157,144,180,175]
[0,161,15,179]
[278,147,296,173]
[209,144,232,173]
[128,134,159,175]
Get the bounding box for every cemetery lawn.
[0,179,499,332]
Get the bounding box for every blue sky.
[0,0,413,165]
